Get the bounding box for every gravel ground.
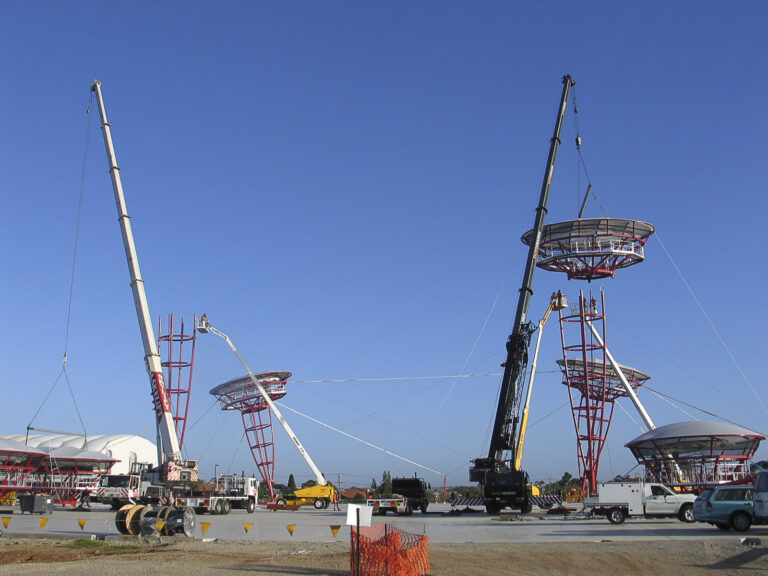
[2,536,768,575]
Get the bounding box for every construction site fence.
[351,524,430,576]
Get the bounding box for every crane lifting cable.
[28,92,95,442]
[571,86,607,219]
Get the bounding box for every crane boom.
[91,81,182,466]
[488,74,573,465]
[470,75,574,514]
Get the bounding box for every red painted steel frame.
[158,314,197,451]
[558,291,649,496]
[559,292,611,496]
[210,372,289,499]
[242,408,278,498]
[523,218,654,281]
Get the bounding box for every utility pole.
[337,472,343,493]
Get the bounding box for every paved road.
[2,503,765,544]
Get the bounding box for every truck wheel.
[405,503,413,515]
[607,507,627,524]
[314,498,325,509]
[485,503,501,515]
[246,498,255,513]
[110,498,122,510]
[214,500,224,515]
[277,498,287,506]
[222,500,231,515]
[678,503,695,523]
[420,503,428,514]
[520,500,533,514]
[730,511,752,532]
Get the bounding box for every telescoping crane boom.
[91,80,197,537]
[91,81,197,483]
[470,75,574,515]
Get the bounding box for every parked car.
[752,471,768,522]
[693,485,754,532]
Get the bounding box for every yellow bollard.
[200,521,211,536]
[286,524,296,536]
[156,521,166,534]
[39,517,49,531]
[330,525,340,539]
[1,517,10,529]
[77,519,88,531]
[243,523,254,534]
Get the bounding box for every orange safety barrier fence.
[351,524,430,576]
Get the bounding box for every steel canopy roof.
[556,358,651,383]
[626,421,765,456]
[521,218,656,246]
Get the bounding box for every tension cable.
[28,93,94,440]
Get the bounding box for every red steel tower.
[558,291,650,496]
[209,371,291,499]
[157,314,197,451]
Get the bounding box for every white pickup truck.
[583,481,697,524]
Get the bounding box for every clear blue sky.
[2,1,767,489]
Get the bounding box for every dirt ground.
[1,536,768,575]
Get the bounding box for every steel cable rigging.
[27,94,95,442]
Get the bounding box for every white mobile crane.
[196,315,336,509]
[91,81,197,536]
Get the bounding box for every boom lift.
[91,81,197,536]
[196,315,336,509]
[469,75,574,514]
[514,291,567,472]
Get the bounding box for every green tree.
[536,472,581,496]
[288,474,297,490]
[379,471,392,497]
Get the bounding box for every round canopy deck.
[522,218,655,280]
[626,421,765,488]
[557,358,650,400]
[209,371,291,410]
